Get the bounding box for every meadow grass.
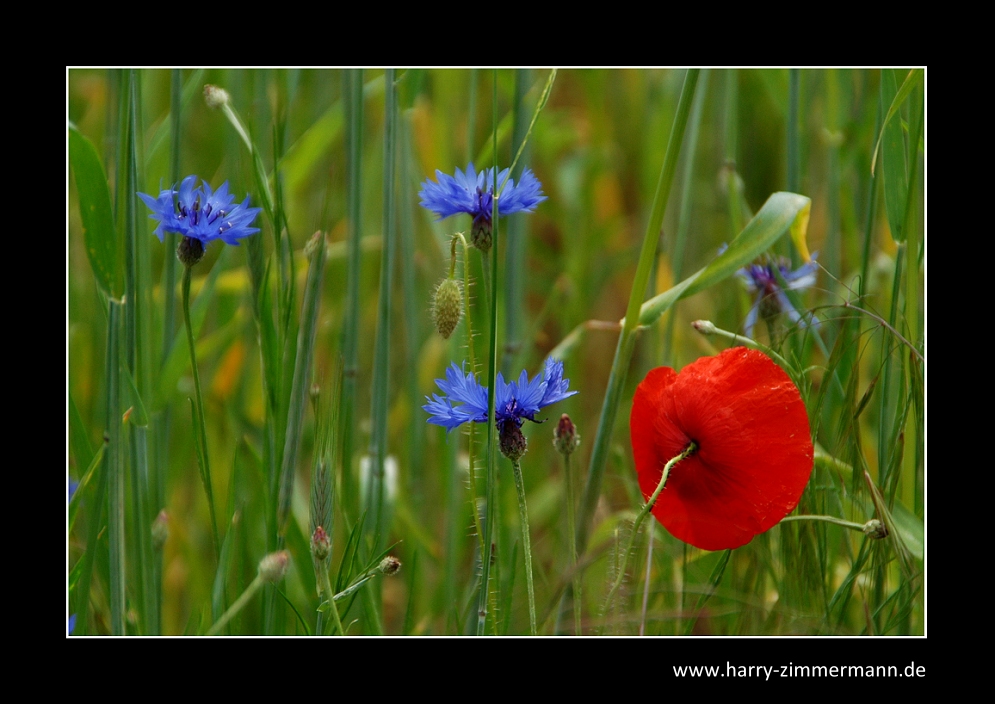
[68,68,924,638]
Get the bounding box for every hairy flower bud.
[432,277,463,339]
[203,84,230,109]
[258,550,290,583]
[862,519,888,539]
[379,555,402,576]
[553,414,580,456]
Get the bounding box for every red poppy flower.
[630,347,813,551]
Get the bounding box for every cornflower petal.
[423,359,576,433]
[418,162,547,222]
[734,253,819,338]
[138,176,261,247]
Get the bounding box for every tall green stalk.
[577,69,700,554]
[477,71,501,637]
[340,69,364,516]
[363,68,397,634]
[511,459,536,635]
[107,299,126,635]
[182,266,220,556]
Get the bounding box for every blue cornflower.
[138,176,261,265]
[418,163,546,252]
[736,254,819,338]
[424,358,577,435]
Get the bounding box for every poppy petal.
[630,347,813,551]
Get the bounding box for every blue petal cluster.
[736,255,819,338]
[138,176,261,246]
[424,358,576,433]
[418,163,546,227]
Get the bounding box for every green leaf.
[637,191,811,327]
[69,123,120,298]
[870,68,923,176]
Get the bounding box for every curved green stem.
[603,442,697,619]
[207,574,263,635]
[780,514,868,532]
[512,459,537,635]
[182,266,220,557]
[316,565,345,635]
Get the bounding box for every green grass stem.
[106,300,126,634]
[511,459,537,635]
[577,69,699,554]
[277,233,326,537]
[477,72,501,636]
[340,69,364,515]
[181,266,220,556]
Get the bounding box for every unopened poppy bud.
[258,550,290,583]
[379,555,402,576]
[553,414,580,456]
[311,525,332,561]
[862,519,888,539]
[692,320,717,335]
[151,510,169,551]
[203,84,230,109]
[177,235,205,268]
[432,277,463,339]
[499,421,528,462]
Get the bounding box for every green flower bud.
[471,220,492,253]
[258,551,290,583]
[432,277,463,339]
[311,526,332,562]
[379,555,402,576]
[203,84,230,109]
[553,414,580,456]
[862,519,888,539]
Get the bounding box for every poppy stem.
[780,514,872,533]
[603,442,697,623]
[511,459,538,635]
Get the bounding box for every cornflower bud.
[862,519,888,539]
[379,556,402,576]
[203,84,230,109]
[258,551,290,583]
[311,526,332,562]
[553,414,580,456]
